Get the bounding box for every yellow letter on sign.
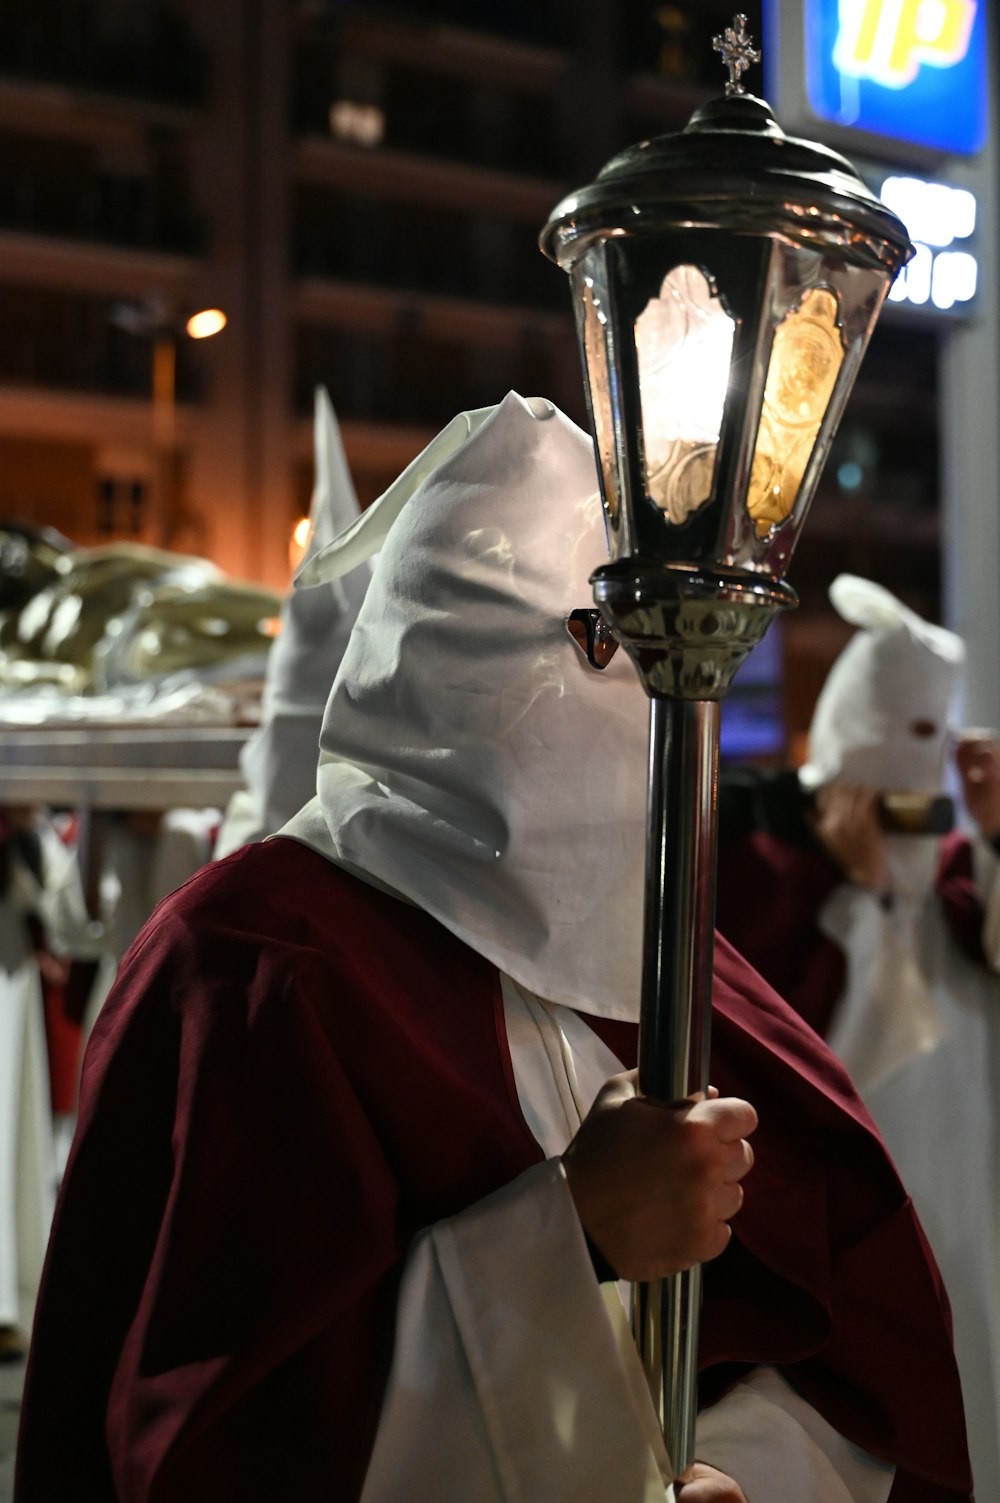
[838,0,977,88]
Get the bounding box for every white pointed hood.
[283,392,649,1020]
[799,574,964,794]
[240,387,370,835]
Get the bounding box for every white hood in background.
[799,573,964,794]
[240,386,371,837]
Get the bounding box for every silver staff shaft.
[634,696,720,1480]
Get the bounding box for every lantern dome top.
[540,91,913,277]
[600,92,883,206]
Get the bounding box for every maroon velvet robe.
[16,837,973,1501]
[715,829,988,1040]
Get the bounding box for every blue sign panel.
[801,0,988,155]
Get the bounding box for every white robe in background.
[821,837,1000,1499]
[0,845,56,1330]
[43,809,218,1045]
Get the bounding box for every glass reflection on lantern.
[577,268,623,523]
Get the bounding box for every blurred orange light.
[186,308,228,340]
[289,515,312,573]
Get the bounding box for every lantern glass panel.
[747,286,846,538]
[575,259,621,524]
[634,265,735,525]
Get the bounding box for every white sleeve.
[695,1366,895,1503]
[359,1157,671,1503]
[34,838,108,960]
[358,1158,895,1503]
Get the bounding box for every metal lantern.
[540,16,913,1483]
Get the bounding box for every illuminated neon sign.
[880,175,979,312]
[801,0,988,155]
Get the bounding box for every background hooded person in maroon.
[716,574,1000,1496]
[16,396,972,1502]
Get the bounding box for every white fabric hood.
[240,387,370,836]
[799,573,964,793]
[283,392,649,1020]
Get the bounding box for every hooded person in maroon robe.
[717,574,1000,1497]
[17,398,972,1503]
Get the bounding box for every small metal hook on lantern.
[541,14,913,1483]
[566,608,621,670]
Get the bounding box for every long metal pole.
[633,694,720,1480]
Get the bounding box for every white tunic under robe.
[823,837,1000,1499]
[359,977,895,1503]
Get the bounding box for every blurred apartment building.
[0,0,945,748]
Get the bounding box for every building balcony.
[0,10,205,108]
[0,74,198,146]
[0,187,203,259]
[292,274,578,427]
[294,275,570,346]
[0,380,200,447]
[292,134,563,225]
[0,227,200,300]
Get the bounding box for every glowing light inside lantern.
[635,265,735,524]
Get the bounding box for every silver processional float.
[540,15,913,1487]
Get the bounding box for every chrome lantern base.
[591,560,797,702]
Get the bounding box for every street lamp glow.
[289,515,313,573]
[185,308,228,340]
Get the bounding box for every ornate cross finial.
[712,13,760,96]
